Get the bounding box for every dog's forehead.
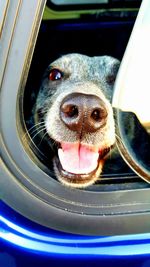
[51,54,90,73]
[50,53,116,80]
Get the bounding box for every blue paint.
[0,201,150,265]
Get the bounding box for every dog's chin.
[53,157,104,188]
[53,143,112,188]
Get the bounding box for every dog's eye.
[106,74,115,85]
[49,69,63,81]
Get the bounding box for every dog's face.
[34,54,120,188]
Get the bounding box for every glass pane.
[51,0,108,5]
[113,0,150,183]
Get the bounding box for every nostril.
[91,108,107,122]
[61,104,79,118]
[60,101,81,132]
[91,109,101,122]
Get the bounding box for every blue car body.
[0,201,150,267]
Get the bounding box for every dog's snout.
[60,93,108,133]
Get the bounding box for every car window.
[1,0,150,235]
[23,0,149,185]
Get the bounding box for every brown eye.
[49,69,63,81]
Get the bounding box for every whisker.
[28,122,45,132]
[48,138,58,152]
[22,128,48,157]
[22,122,45,141]
[31,127,46,140]
[38,131,49,146]
[30,125,46,137]
[108,146,113,160]
[37,108,49,115]
[115,133,123,144]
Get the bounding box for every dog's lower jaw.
[53,156,104,188]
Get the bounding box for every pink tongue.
[58,142,99,174]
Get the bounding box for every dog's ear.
[102,56,120,86]
[94,56,120,86]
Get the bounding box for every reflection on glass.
[51,0,108,5]
[113,0,150,182]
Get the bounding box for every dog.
[33,53,121,188]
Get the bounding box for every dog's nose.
[60,93,108,133]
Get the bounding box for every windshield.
[51,0,108,4]
[49,0,141,8]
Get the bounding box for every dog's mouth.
[53,142,111,188]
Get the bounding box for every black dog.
[33,53,122,188]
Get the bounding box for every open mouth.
[53,142,111,188]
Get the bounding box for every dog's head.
[34,54,120,188]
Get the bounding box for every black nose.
[60,93,108,133]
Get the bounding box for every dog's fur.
[34,53,121,188]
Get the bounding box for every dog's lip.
[99,146,112,159]
[54,156,101,184]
